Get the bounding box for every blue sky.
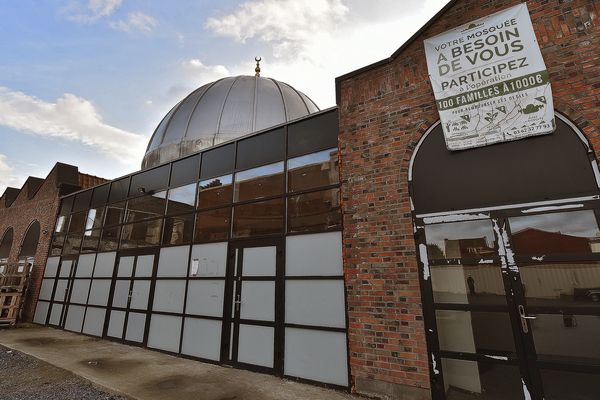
[0,0,448,193]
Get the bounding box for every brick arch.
[0,227,14,259]
[18,220,41,259]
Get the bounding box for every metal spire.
[255,56,261,77]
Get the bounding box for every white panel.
[285,280,346,328]
[94,252,116,277]
[112,280,130,308]
[190,242,228,277]
[157,246,189,277]
[240,281,275,321]
[88,279,112,306]
[286,232,343,276]
[186,280,225,317]
[64,305,85,332]
[69,279,91,304]
[107,310,125,338]
[284,328,348,386]
[43,257,60,277]
[33,301,50,324]
[135,255,155,277]
[117,256,134,277]
[53,279,68,301]
[130,280,151,310]
[48,303,63,325]
[242,246,276,276]
[181,318,222,361]
[82,307,106,336]
[152,280,186,313]
[125,312,146,343]
[237,324,274,368]
[38,279,55,301]
[75,254,96,277]
[147,314,182,353]
[58,260,72,277]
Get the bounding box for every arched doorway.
[19,221,40,261]
[410,114,600,400]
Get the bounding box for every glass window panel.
[85,207,105,231]
[431,263,506,305]
[425,220,497,260]
[200,143,235,180]
[72,190,92,212]
[104,201,126,226]
[81,229,101,253]
[509,210,600,255]
[68,211,87,233]
[163,214,194,245]
[540,369,599,400]
[198,175,232,209]
[108,177,130,203]
[99,226,121,252]
[233,162,284,202]
[91,184,110,207]
[59,196,74,216]
[166,184,196,215]
[232,199,284,238]
[441,358,525,400]
[288,188,341,233]
[287,111,338,158]
[195,207,231,243]
[50,234,65,256]
[435,310,516,355]
[288,148,339,192]
[54,216,68,234]
[62,233,82,255]
[236,128,285,170]
[126,191,167,222]
[170,154,200,187]
[120,219,163,249]
[129,164,170,197]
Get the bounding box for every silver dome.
[142,75,319,169]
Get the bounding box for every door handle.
[518,305,537,333]
[234,294,241,313]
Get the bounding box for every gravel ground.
[0,344,128,400]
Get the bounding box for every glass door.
[47,257,77,328]
[221,239,284,374]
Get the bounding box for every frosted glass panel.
[88,279,112,306]
[82,307,106,336]
[286,280,346,328]
[190,242,228,277]
[135,255,154,277]
[58,260,72,277]
[157,246,188,277]
[130,280,151,310]
[240,281,275,321]
[112,280,130,308]
[33,301,50,324]
[64,305,85,332]
[94,252,116,277]
[49,303,63,325]
[43,257,60,277]
[53,279,68,301]
[181,318,222,360]
[39,279,55,301]
[148,314,182,353]
[284,328,348,386]
[107,310,125,338]
[186,280,225,317]
[237,324,274,368]
[286,232,343,276]
[125,312,146,342]
[70,279,91,304]
[117,256,134,277]
[243,247,276,276]
[75,254,96,277]
[153,280,186,313]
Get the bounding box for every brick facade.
[336,0,600,398]
[0,164,106,321]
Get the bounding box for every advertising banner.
[424,3,555,150]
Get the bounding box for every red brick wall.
[336,0,600,397]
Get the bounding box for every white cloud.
[0,155,26,195]
[109,12,158,33]
[64,0,122,23]
[0,87,146,164]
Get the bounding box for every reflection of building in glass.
[512,228,593,254]
[442,237,496,259]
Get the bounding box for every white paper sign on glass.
[424,3,555,151]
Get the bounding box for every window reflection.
[125,191,167,222]
[288,188,341,233]
[167,184,196,215]
[51,234,65,256]
[85,207,105,231]
[195,207,231,242]
[163,214,194,245]
[81,229,101,253]
[431,264,506,305]
[234,162,284,202]
[120,219,163,249]
[425,220,496,259]
[288,148,339,192]
[198,175,232,209]
[62,233,82,255]
[100,226,121,251]
[68,211,87,233]
[509,210,600,255]
[105,202,126,226]
[232,199,284,238]
[55,216,67,234]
